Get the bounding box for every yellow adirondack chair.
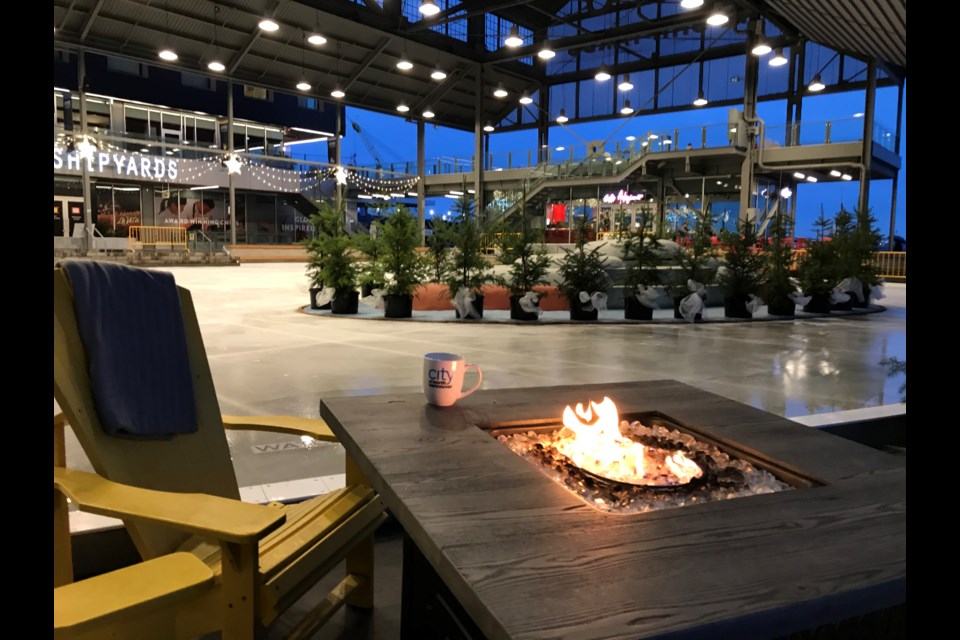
[53,265,387,640]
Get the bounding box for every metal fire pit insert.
[484,411,824,515]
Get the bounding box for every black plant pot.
[766,296,796,317]
[309,287,331,310]
[832,295,854,311]
[569,302,599,321]
[851,284,871,309]
[331,290,359,315]
[361,283,384,298]
[803,292,832,314]
[455,294,484,319]
[673,296,702,322]
[723,294,753,319]
[509,295,540,321]
[624,295,654,320]
[384,294,413,319]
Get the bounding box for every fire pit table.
[320,380,906,639]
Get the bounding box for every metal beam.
[411,66,468,113]
[486,9,716,63]
[228,31,262,75]
[79,0,105,42]
[343,37,392,92]
[406,0,537,33]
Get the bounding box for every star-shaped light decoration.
[76,136,97,161]
[334,165,349,186]
[224,154,243,175]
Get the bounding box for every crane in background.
[348,119,406,173]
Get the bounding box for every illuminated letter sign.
[602,189,645,205]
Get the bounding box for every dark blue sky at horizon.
[298,82,906,239]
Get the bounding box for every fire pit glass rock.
[493,398,794,515]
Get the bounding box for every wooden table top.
[321,380,906,640]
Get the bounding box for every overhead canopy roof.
[53,1,905,132]
[756,0,905,72]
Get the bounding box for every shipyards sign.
[54,147,179,180]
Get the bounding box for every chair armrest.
[54,552,214,635]
[54,467,285,544]
[221,414,338,442]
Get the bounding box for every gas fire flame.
[555,397,702,486]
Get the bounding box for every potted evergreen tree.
[424,217,452,285]
[377,204,428,318]
[668,207,715,321]
[303,198,341,310]
[796,211,838,314]
[718,218,767,319]
[354,222,386,298]
[307,199,359,314]
[620,210,661,320]
[495,190,553,321]
[763,209,798,317]
[558,216,609,321]
[830,208,857,311]
[850,207,884,308]
[443,192,495,319]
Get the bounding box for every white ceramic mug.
[422,352,483,407]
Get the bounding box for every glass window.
[107,56,148,77]
[181,72,215,91]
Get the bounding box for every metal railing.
[791,249,905,279]
[128,226,189,251]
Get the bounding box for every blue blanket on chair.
[62,261,198,439]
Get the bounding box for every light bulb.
[556,108,568,123]
[505,27,523,48]
[752,42,772,56]
[207,60,225,72]
[707,11,730,26]
[618,75,633,91]
[296,80,311,91]
[431,67,447,80]
[538,46,556,60]
[307,33,327,46]
[423,108,435,119]
[493,83,508,98]
[769,48,788,66]
[419,1,440,17]
[519,93,533,105]
[693,92,708,106]
[158,48,178,61]
[595,68,611,82]
[331,87,345,99]
[258,18,279,32]
[397,102,410,113]
[808,75,826,92]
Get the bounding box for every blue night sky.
[296,83,906,239]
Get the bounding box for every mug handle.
[459,363,483,400]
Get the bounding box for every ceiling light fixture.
[693,91,708,106]
[493,83,508,98]
[779,187,793,199]
[397,50,413,71]
[793,172,805,179]
[296,80,311,91]
[207,6,225,72]
[680,0,704,8]
[707,9,730,26]
[595,67,611,82]
[158,48,178,61]
[537,46,556,60]
[556,108,568,123]
[331,86,345,99]
[620,100,634,115]
[419,1,441,17]
[626,135,636,141]
[806,176,817,183]
[808,74,826,91]
[504,26,524,47]
[841,174,852,181]
[307,33,326,46]
[519,92,533,105]
[430,66,447,80]
[258,18,279,32]
[397,101,410,113]
[752,40,772,56]
[483,122,495,132]
[423,107,435,119]
[769,48,788,66]
[618,75,633,91]
[830,169,842,177]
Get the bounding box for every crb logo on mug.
[422,352,482,407]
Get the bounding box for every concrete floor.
[63,262,906,488]
[57,262,906,638]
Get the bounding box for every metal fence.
[128,226,189,251]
